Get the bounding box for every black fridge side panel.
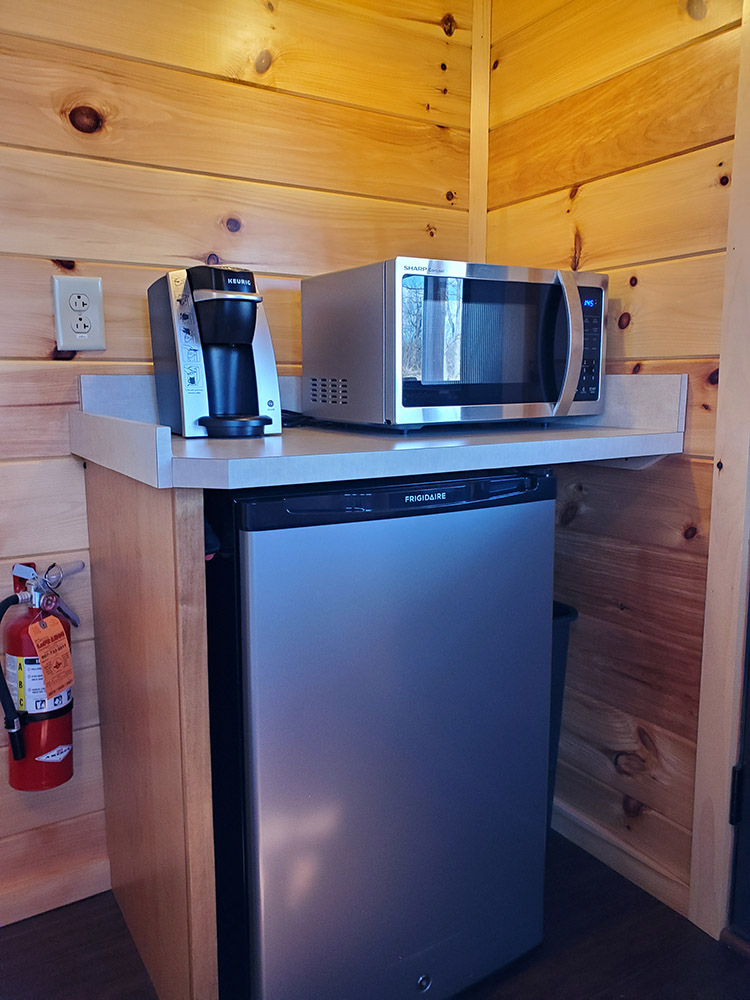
[204,491,253,999]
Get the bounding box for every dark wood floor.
[1,833,748,1000]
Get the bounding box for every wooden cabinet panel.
[0,34,469,208]
[558,688,696,829]
[84,466,215,1000]
[0,811,110,926]
[489,0,741,125]
[606,254,725,361]
[488,29,739,208]
[487,142,732,272]
[0,0,472,126]
[0,149,468,277]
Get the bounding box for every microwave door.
[551,271,584,416]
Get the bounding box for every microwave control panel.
[573,286,604,401]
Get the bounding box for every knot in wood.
[255,49,273,74]
[68,105,105,134]
[441,13,457,36]
[707,367,719,386]
[613,752,646,776]
[617,312,631,330]
[622,795,645,819]
[558,502,578,528]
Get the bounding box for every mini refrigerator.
[204,468,556,1000]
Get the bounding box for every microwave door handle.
[552,270,584,416]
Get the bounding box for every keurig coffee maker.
[148,266,282,438]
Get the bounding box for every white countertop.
[69,373,687,489]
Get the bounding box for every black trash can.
[548,601,578,828]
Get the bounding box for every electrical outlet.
[51,276,106,351]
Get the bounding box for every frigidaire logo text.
[404,492,447,503]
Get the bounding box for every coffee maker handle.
[192,290,263,303]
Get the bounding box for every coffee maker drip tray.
[198,414,273,438]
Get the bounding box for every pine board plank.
[0,361,150,403]
[0,34,469,208]
[558,610,701,742]
[555,760,692,887]
[488,28,740,207]
[552,800,689,915]
[0,148,468,276]
[489,0,741,125]
[0,0,472,127]
[0,811,110,926]
[555,456,712,557]
[0,726,104,841]
[0,257,301,365]
[605,360,718,460]
[0,404,77,460]
[559,688,696,829]
[606,253,725,361]
[0,461,88,559]
[553,532,708,652]
[487,142,733,271]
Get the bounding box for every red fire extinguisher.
[0,562,83,791]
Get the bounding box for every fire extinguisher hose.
[0,594,24,760]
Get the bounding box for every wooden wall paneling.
[488,28,740,208]
[0,725,104,840]
[554,760,692,893]
[561,610,702,744]
[489,0,741,126]
[605,361,718,460]
[468,0,491,261]
[0,404,78,459]
[689,0,750,939]
[0,148,469,277]
[555,457,713,558]
[606,254,725,361]
[486,141,733,272]
[0,34,470,208]
[0,0,473,126]
[84,464,215,1000]
[0,462,88,558]
[558,688,696,829]
[0,810,110,926]
[0,258,302,368]
[552,799,690,916]
[554,532,708,651]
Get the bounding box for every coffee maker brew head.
[148,266,282,439]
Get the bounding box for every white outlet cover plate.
[52,275,107,351]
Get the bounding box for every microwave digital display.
[400,275,602,409]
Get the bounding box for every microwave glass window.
[401,276,569,407]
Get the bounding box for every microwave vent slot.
[310,377,349,405]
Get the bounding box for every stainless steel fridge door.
[239,496,554,1000]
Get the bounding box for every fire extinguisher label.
[35,744,72,763]
[4,654,72,714]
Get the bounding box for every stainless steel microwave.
[301,257,608,429]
